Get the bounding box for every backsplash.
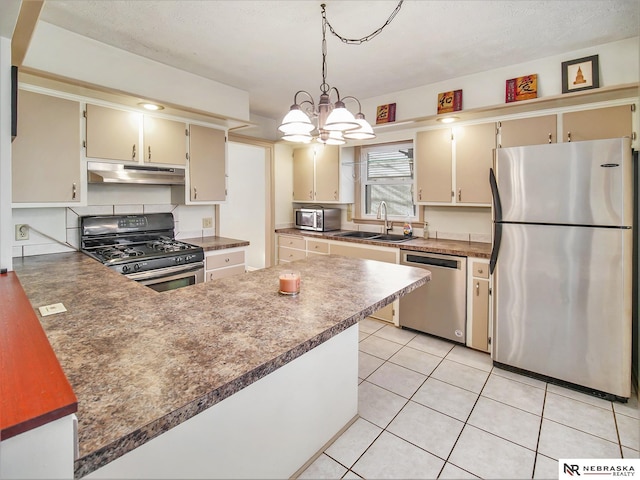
[12,204,216,258]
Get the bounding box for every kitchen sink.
[335,231,413,243]
[370,234,413,243]
[335,231,379,239]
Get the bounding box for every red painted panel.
[0,272,77,440]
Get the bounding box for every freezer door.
[496,138,632,227]
[493,223,632,398]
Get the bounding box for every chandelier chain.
[321,1,404,45]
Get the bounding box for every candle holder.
[279,271,301,295]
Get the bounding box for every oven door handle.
[125,262,204,282]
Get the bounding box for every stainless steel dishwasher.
[399,250,467,343]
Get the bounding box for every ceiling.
[38,0,639,122]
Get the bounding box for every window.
[360,141,415,219]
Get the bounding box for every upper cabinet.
[142,116,188,165]
[85,104,140,162]
[187,124,226,203]
[415,122,495,206]
[292,145,354,204]
[498,115,557,148]
[85,104,187,165]
[562,104,633,142]
[12,90,82,205]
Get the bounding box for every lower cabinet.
[205,248,246,282]
[466,258,491,352]
[278,234,306,264]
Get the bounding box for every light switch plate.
[38,303,67,316]
[202,217,213,228]
[15,224,29,241]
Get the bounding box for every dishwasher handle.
[404,254,460,269]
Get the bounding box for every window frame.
[358,141,417,222]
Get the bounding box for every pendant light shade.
[278,106,315,135]
[343,113,376,140]
[323,100,359,132]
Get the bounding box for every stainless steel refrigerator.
[489,137,633,400]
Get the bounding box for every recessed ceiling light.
[437,116,459,124]
[138,102,164,111]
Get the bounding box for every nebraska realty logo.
[559,459,639,478]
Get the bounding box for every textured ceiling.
[39,0,639,121]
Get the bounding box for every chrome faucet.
[376,201,393,234]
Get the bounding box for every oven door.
[126,262,204,292]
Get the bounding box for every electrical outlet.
[202,217,213,228]
[15,224,29,241]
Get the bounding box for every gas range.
[81,213,205,290]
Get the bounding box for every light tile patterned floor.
[299,318,640,480]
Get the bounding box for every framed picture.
[376,103,396,124]
[505,74,537,103]
[561,55,599,94]
[437,89,462,114]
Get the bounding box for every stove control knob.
[176,256,184,264]
[122,265,130,273]
[133,263,141,272]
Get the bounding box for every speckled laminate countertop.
[13,252,429,478]
[180,235,249,251]
[276,228,493,259]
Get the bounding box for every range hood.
[88,161,185,185]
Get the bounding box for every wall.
[0,36,12,270]
[360,37,639,123]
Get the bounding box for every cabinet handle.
[334,190,337,200]
[225,258,230,263]
[418,188,422,201]
[476,281,480,296]
[132,144,136,160]
[194,187,197,200]
[458,189,462,202]
[309,190,313,199]
[567,131,571,142]
[548,133,552,144]
[148,146,151,160]
[72,183,77,200]
[478,268,483,274]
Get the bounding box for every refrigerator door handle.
[489,167,502,275]
[490,222,501,275]
[489,168,502,222]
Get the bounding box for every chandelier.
[278,2,403,145]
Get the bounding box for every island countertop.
[12,252,429,477]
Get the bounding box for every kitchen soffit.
[39,1,640,121]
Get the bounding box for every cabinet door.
[85,104,140,162]
[315,145,340,201]
[12,90,81,203]
[415,129,452,203]
[470,278,490,352]
[293,147,314,202]
[563,105,633,142]
[189,125,226,202]
[499,115,557,148]
[455,122,495,205]
[143,116,187,165]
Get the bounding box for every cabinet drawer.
[208,264,245,281]
[307,240,329,254]
[278,235,305,250]
[472,262,489,279]
[279,246,306,262]
[206,250,245,270]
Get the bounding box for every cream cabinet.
[12,90,82,204]
[277,234,306,264]
[307,239,330,257]
[562,104,633,142]
[187,124,226,203]
[85,104,187,165]
[205,248,246,282]
[498,115,557,148]
[466,259,491,353]
[292,145,354,203]
[415,122,495,206]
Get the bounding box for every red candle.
[279,272,300,295]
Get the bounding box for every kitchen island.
[9,252,429,478]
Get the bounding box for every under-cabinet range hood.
[87,161,185,185]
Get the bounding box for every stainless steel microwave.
[294,208,341,232]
